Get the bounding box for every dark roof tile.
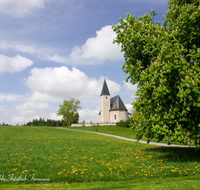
[100,79,110,96]
[110,95,127,111]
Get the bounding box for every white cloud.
[0,94,25,102]
[123,81,139,100]
[25,66,121,104]
[0,41,8,51]
[0,40,71,65]
[25,66,88,100]
[0,54,33,74]
[70,25,123,62]
[123,81,138,92]
[12,116,27,124]
[50,113,62,121]
[14,102,50,116]
[0,105,10,124]
[79,109,99,123]
[125,104,134,114]
[11,101,60,124]
[0,0,45,18]
[47,55,70,64]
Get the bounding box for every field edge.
[1,175,200,190]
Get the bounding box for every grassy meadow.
[70,125,195,146]
[70,125,138,139]
[0,126,200,189]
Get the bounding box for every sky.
[0,0,169,125]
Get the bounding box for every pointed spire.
[100,79,110,96]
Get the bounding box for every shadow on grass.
[145,146,200,162]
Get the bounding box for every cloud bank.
[25,66,121,104]
[123,81,138,92]
[0,0,45,17]
[70,25,123,62]
[12,102,60,125]
[0,54,33,74]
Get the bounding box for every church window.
[114,115,116,120]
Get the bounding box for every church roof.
[100,79,110,96]
[110,95,128,111]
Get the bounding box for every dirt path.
[61,127,195,148]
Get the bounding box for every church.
[99,79,128,124]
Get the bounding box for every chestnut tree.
[113,0,200,145]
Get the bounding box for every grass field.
[70,125,138,139]
[70,125,194,146]
[0,126,200,189]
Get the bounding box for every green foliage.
[30,118,62,127]
[132,109,139,122]
[113,0,200,145]
[46,119,51,126]
[57,98,81,126]
[132,110,138,120]
[39,118,45,126]
[116,118,132,128]
[51,119,56,127]
[31,119,39,126]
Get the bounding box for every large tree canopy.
[57,98,81,126]
[113,0,200,145]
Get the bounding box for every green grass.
[0,126,200,189]
[1,176,200,189]
[70,125,194,146]
[69,125,138,139]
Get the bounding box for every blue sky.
[0,0,168,124]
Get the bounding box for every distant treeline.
[0,122,10,126]
[26,118,62,127]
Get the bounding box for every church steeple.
[99,79,110,124]
[100,79,110,96]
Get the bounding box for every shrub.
[116,118,132,128]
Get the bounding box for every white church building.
[99,79,128,124]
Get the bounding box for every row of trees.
[26,118,62,127]
[113,0,200,145]
[0,122,10,126]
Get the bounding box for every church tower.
[99,79,110,123]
